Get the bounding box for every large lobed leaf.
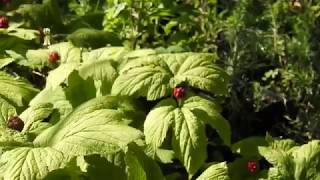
[0,147,66,180]
[0,97,17,127]
[0,71,38,108]
[19,103,53,132]
[259,140,320,180]
[34,96,143,156]
[29,86,73,120]
[196,162,230,180]
[144,96,230,176]
[23,42,81,70]
[124,144,165,180]
[0,96,146,180]
[79,47,127,95]
[0,22,38,41]
[112,53,229,100]
[67,28,121,48]
[0,127,31,149]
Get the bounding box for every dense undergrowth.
[0,0,320,179]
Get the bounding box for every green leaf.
[45,63,78,89]
[144,95,229,175]
[79,47,127,95]
[183,96,231,145]
[19,103,53,132]
[65,71,96,108]
[0,97,17,127]
[144,99,175,149]
[0,71,39,108]
[34,96,143,156]
[7,28,38,41]
[0,57,14,69]
[0,36,32,55]
[82,47,127,64]
[0,23,38,41]
[155,148,175,164]
[23,42,81,69]
[85,154,127,180]
[258,140,320,179]
[171,54,229,95]
[259,146,295,180]
[0,127,31,149]
[196,162,230,180]
[112,53,229,100]
[268,138,297,151]
[0,147,67,180]
[25,49,51,69]
[49,42,81,64]
[29,86,73,120]
[125,150,147,180]
[15,0,64,32]
[121,49,157,60]
[292,140,320,180]
[258,146,290,166]
[125,143,165,180]
[112,56,173,100]
[232,136,268,157]
[171,107,206,176]
[67,28,121,48]
[1,50,26,68]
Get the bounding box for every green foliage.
[232,136,268,157]
[259,140,320,180]
[16,0,64,32]
[0,147,67,180]
[196,162,230,180]
[144,95,230,176]
[0,71,38,109]
[112,53,229,100]
[67,28,121,48]
[2,0,320,179]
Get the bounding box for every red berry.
[247,160,258,173]
[0,16,9,29]
[7,116,24,132]
[48,51,60,63]
[173,87,186,99]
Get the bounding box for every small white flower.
[43,28,51,47]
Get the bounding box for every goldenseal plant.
[0,43,231,179]
[1,0,320,179]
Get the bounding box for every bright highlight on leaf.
[34,96,143,156]
[259,140,320,180]
[0,147,67,180]
[144,95,231,176]
[196,162,230,180]
[0,71,38,108]
[112,53,229,100]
